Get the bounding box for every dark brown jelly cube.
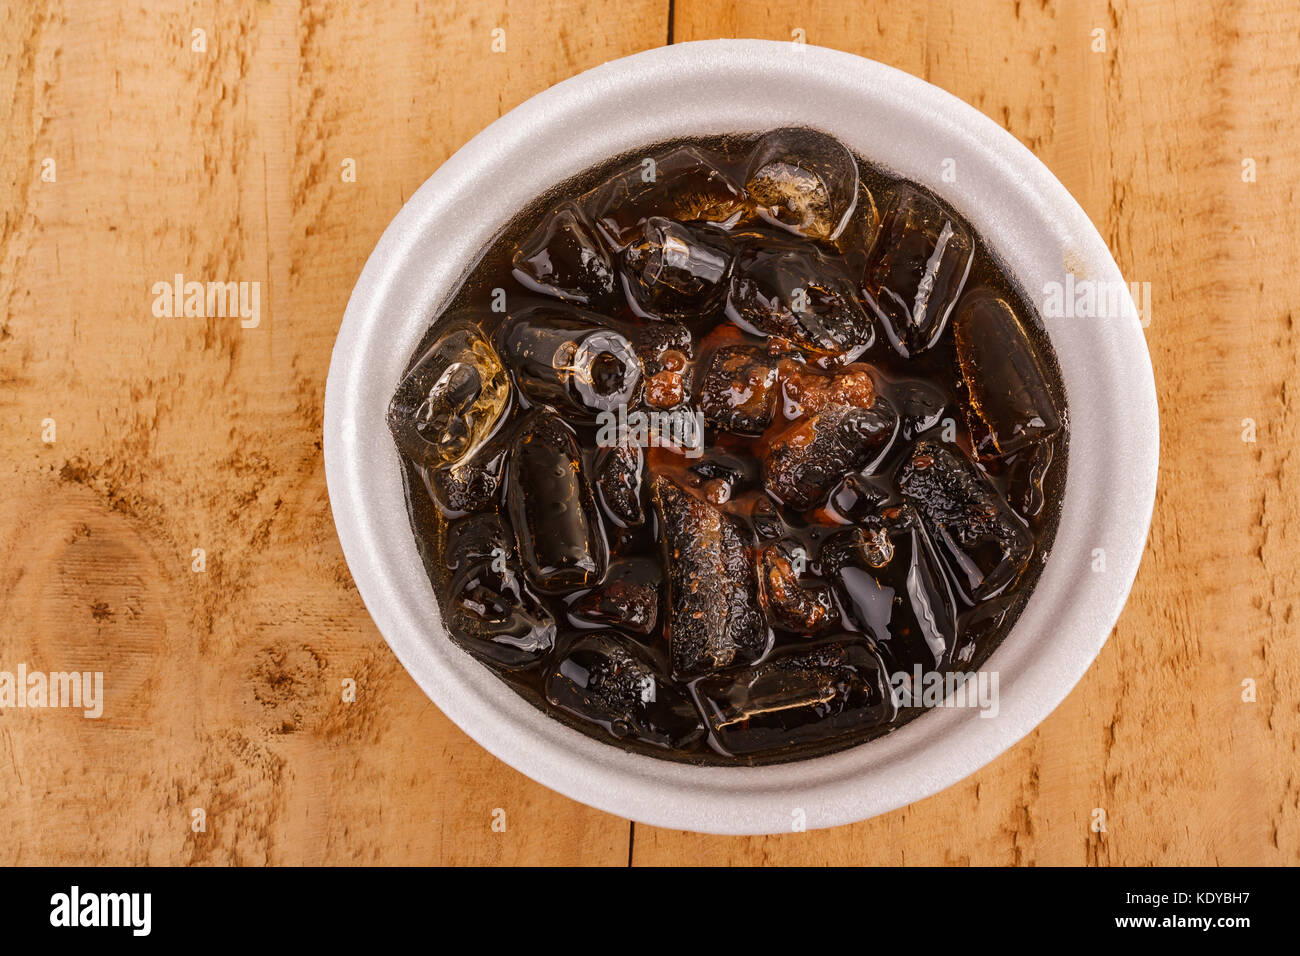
[726,240,874,360]
[583,146,748,250]
[622,217,734,321]
[896,439,1033,602]
[442,513,556,670]
[496,307,642,420]
[423,421,512,517]
[954,289,1062,459]
[762,400,897,510]
[695,639,896,756]
[387,322,510,470]
[862,187,973,358]
[697,345,781,435]
[512,201,618,308]
[651,474,768,679]
[594,443,645,529]
[546,631,704,749]
[569,559,661,635]
[506,411,608,592]
[756,540,840,634]
[820,507,958,674]
[744,127,860,242]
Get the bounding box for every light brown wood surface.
[0,0,1295,866]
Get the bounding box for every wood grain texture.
[0,0,666,866]
[0,0,1295,866]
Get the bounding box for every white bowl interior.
[324,40,1158,834]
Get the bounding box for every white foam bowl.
[324,40,1158,835]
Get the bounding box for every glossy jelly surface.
[390,130,1068,765]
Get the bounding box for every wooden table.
[1,0,1295,866]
